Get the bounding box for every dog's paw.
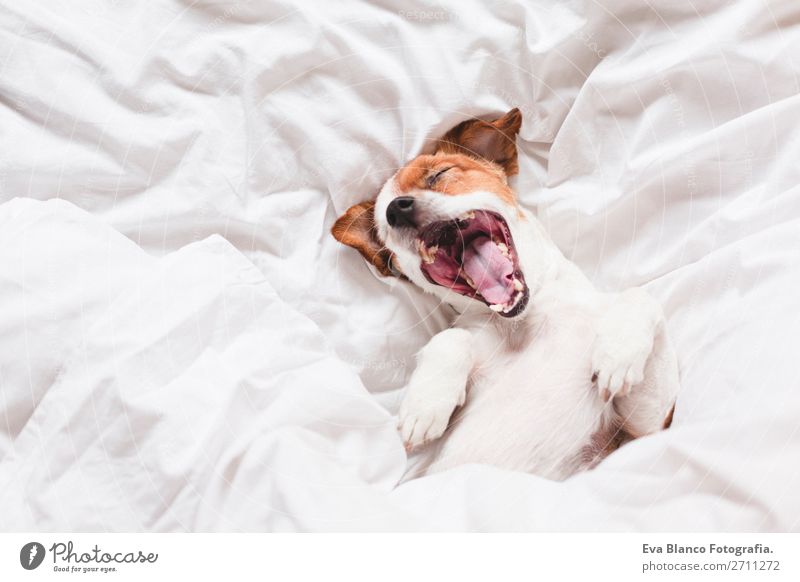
[398,392,461,452]
[591,338,649,402]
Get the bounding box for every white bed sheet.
[1,0,799,531]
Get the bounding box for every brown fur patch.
[663,402,676,429]
[435,108,522,175]
[330,199,395,277]
[395,153,516,205]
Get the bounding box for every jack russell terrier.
[332,109,678,479]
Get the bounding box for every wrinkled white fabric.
[0,0,799,531]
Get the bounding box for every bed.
[1,0,799,531]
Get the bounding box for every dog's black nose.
[386,196,417,228]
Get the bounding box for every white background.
[1,534,798,581]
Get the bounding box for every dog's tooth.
[513,278,523,292]
[506,291,523,311]
[423,245,438,264]
[489,304,504,312]
[496,242,509,256]
[416,240,438,263]
[423,247,434,263]
[463,273,477,290]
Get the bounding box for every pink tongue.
[462,236,515,305]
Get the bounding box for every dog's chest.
[473,308,597,391]
[432,308,605,478]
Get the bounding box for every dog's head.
[333,109,540,318]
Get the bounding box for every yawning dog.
[332,109,678,479]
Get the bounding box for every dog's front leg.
[398,327,473,451]
[592,288,662,401]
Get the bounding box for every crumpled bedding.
[1,0,799,531]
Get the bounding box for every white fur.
[377,177,679,480]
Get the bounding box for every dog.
[332,109,678,479]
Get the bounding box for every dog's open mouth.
[417,210,529,317]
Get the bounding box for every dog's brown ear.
[435,108,523,175]
[331,199,396,277]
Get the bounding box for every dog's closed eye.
[426,166,454,189]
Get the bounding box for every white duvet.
[1,0,799,531]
